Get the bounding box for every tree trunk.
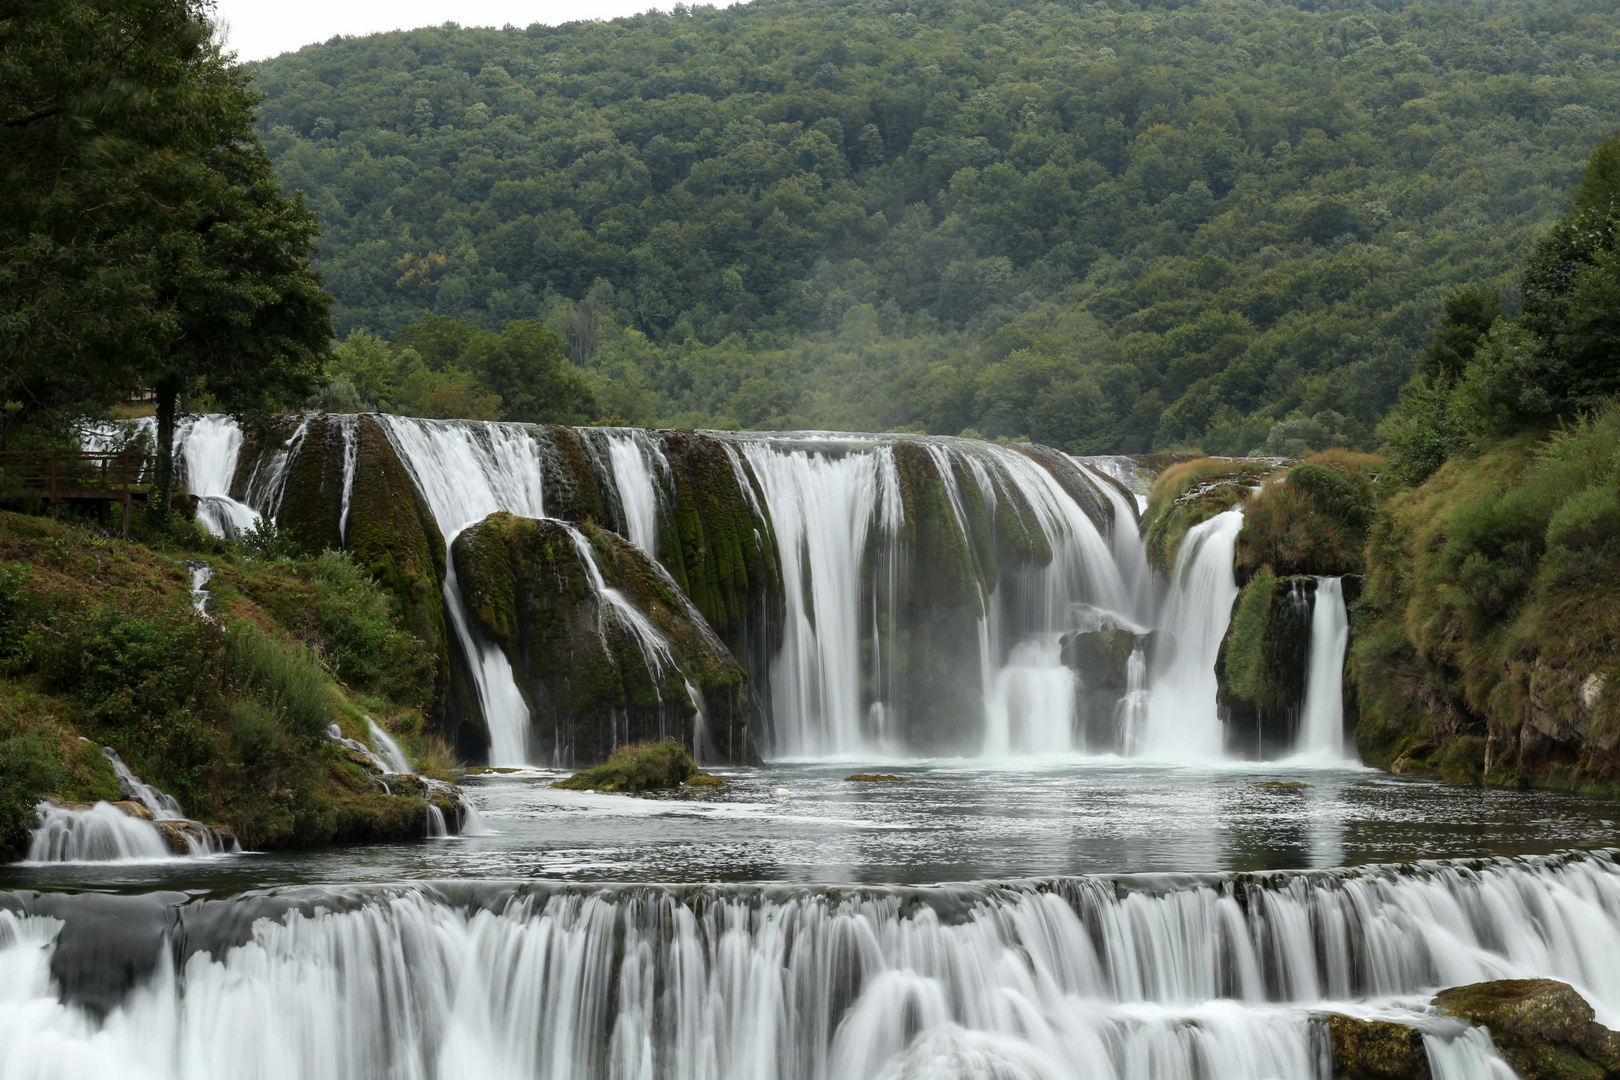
[153,374,180,524]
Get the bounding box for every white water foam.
[1293,577,1355,764]
[1140,508,1244,760]
[5,849,1602,1077]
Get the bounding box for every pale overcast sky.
[213,0,738,61]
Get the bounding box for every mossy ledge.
[551,739,725,792]
[0,511,452,861]
[453,512,756,766]
[1140,457,1278,574]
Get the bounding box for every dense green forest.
[251,0,1617,450]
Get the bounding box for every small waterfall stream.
[1140,509,1244,760]
[1295,577,1353,762]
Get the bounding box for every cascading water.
[25,750,236,862]
[742,439,891,757]
[1294,577,1353,763]
[121,413,1361,766]
[599,429,669,556]
[377,417,551,767]
[173,415,262,536]
[1141,509,1244,761]
[368,720,414,775]
[10,848,1610,1077]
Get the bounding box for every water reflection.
[4,759,1619,894]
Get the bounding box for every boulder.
[1216,574,1316,757]
[1434,979,1620,1080]
[1061,629,1136,691]
[552,738,725,792]
[454,512,755,765]
[1325,1015,1431,1080]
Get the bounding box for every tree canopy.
[250,0,1617,450]
[1383,134,1620,482]
[0,0,331,463]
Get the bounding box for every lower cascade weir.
[9,850,1618,1077]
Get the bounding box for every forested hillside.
[251,0,1618,450]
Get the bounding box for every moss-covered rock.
[1325,1015,1431,1080]
[657,431,783,643]
[551,738,723,792]
[272,414,356,555]
[1434,979,1620,1079]
[1061,628,1136,691]
[1140,458,1275,574]
[453,512,755,765]
[884,440,992,750]
[1235,461,1377,583]
[340,416,457,739]
[539,424,611,525]
[1217,574,1316,757]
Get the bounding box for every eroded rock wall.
[453,512,754,765]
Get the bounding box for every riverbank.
[0,510,460,860]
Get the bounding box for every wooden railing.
[0,450,148,534]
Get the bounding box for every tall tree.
[0,0,331,508]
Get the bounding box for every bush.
[229,698,282,765]
[228,625,336,740]
[236,518,302,561]
[1441,485,1553,621]
[551,739,718,792]
[310,550,434,705]
[0,733,67,857]
[0,562,31,666]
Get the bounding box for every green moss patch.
[552,739,723,792]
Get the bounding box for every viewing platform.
[0,450,147,534]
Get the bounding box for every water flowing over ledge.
[138,414,1365,769]
[7,849,1612,1078]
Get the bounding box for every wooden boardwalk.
[0,451,147,534]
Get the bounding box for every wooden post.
[47,451,58,519]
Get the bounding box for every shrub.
[229,697,282,765]
[551,739,718,792]
[310,550,434,705]
[0,733,67,857]
[0,562,31,666]
[1441,485,1552,621]
[228,625,336,740]
[236,518,302,561]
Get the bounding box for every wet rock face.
[342,417,454,737]
[1434,979,1620,1080]
[1061,629,1136,691]
[273,413,351,554]
[1216,574,1317,758]
[453,512,755,766]
[1326,1015,1431,1080]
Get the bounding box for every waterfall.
[368,719,414,774]
[741,438,890,757]
[101,748,182,820]
[1294,577,1353,762]
[599,429,669,556]
[9,849,1609,1077]
[1141,509,1244,761]
[336,413,360,545]
[172,415,261,537]
[24,803,174,862]
[377,417,551,767]
[981,638,1077,755]
[24,749,236,862]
